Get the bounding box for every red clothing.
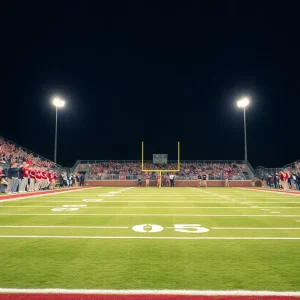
[47,172,52,179]
[29,170,36,179]
[35,171,41,180]
[146,175,149,179]
[53,173,58,180]
[284,172,289,181]
[0,170,2,177]
[22,168,29,178]
[41,171,47,179]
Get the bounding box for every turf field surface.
[0,187,300,299]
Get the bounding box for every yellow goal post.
[141,141,180,187]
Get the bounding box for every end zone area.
[0,187,300,298]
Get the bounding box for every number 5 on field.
[174,224,209,233]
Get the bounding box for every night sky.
[1,1,299,168]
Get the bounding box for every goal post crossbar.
[141,142,180,187]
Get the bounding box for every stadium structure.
[1,136,300,300]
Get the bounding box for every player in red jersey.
[52,171,58,189]
[145,174,150,187]
[40,168,47,189]
[34,167,42,191]
[47,170,52,189]
[225,172,230,187]
[28,166,36,192]
[20,164,29,192]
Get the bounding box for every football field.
[0,187,300,292]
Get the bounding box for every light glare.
[237,97,250,108]
[53,97,65,108]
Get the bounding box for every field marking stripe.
[0,188,100,203]
[0,226,128,229]
[0,288,300,296]
[0,235,300,240]
[1,213,300,217]
[211,227,300,230]
[2,206,300,209]
[237,188,300,196]
[190,188,234,201]
[12,201,300,203]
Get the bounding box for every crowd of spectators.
[262,170,300,190]
[87,161,246,180]
[0,163,58,194]
[0,137,57,168]
[0,166,85,194]
[258,160,300,190]
[0,137,66,194]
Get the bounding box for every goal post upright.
[141,141,181,187]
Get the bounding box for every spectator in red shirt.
[28,166,36,192]
[20,163,29,192]
[34,167,42,191]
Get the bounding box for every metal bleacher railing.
[256,159,300,179]
[73,160,252,180]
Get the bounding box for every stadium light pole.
[237,97,250,162]
[52,97,65,164]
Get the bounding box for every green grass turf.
[0,187,300,291]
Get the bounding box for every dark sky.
[1,1,299,168]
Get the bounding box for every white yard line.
[0,213,300,217]
[0,225,128,229]
[211,227,300,230]
[12,200,300,204]
[0,235,300,240]
[190,188,235,201]
[0,288,300,296]
[1,206,300,209]
[0,188,100,203]
[237,188,300,196]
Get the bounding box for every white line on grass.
[237,188,300,196]
[211,227,300,230]
[0,226,128,229]
[0,236,300,240]
[0,288,300,296]
[190,188,235,201]
[0,188,100,203]
[1,206,300,209]
[1,213,300,217]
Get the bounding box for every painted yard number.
[132,224,209,233]
[51,205,87,212]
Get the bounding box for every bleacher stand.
[0,136,77,193]
[85,161,248,180]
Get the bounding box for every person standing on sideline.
[34,167,42,191]
[156,173,161,187]
[16,163,24,193]
[225,172,230,187]
[198,174,202,187]
[274,173,278,189]
[169,173,175,187]
[138,175,142,187]
[202,173,208,188]
[28,166,36,192]
[145,174,150,187]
